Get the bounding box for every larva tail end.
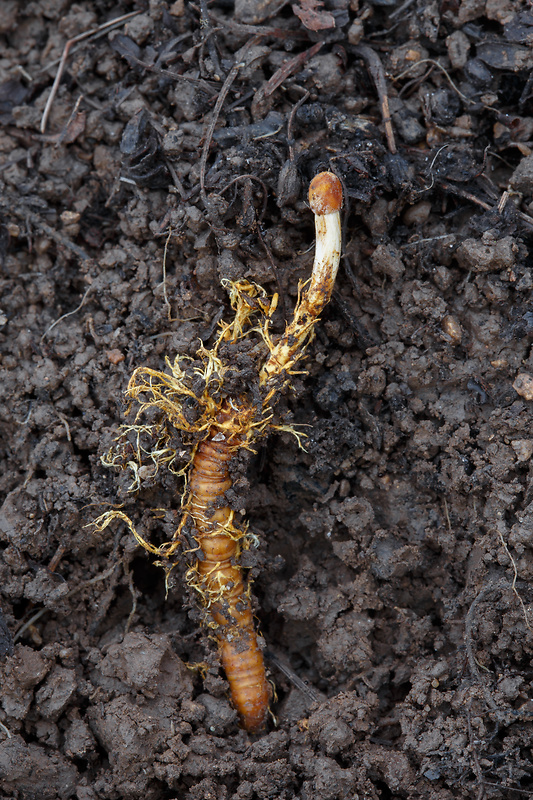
[308,171,342,215]
[219,635,270,734]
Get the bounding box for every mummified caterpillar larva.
[186,402,270,732]
[96,172,342,733]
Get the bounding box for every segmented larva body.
[186,404,269,732]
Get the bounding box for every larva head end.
[309,171,342,215]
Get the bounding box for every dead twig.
[14,563,119,643]
[353,44,397,154]
[251,42,322,119]
[438,181,533,231]
[41,10,142,133]
[266,651,326,704]
[113,51,219,94]
[438,180,533,232]
[0,721,12,739]
[199,36,262,203]
[287,89,310,161]
[393,58,472,105]
[419,143,449,191]
[398,64,435,100]
[389,0,418,19]
[41,286,93,341]
[495,517,532,631]
[13,609,49,644]
[401,233,457,250]
[483,782,533,796]
[48,543,67,572]
[199,0,224,79]
[209,12,306,39]
[439,182,492,210]
[497,190,510,214]
[56,412,73,442]
[5,202,93,262]
[31,217,92,261]
[165,160,187,199]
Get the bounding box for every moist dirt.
[1,1,533,798]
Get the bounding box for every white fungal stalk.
[260,171,343,386]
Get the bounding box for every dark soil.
[2,0,533,798]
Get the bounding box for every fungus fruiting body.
[96,172,342,732]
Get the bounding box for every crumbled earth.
[1,0,533,798]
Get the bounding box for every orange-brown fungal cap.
[308,171,343,215]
